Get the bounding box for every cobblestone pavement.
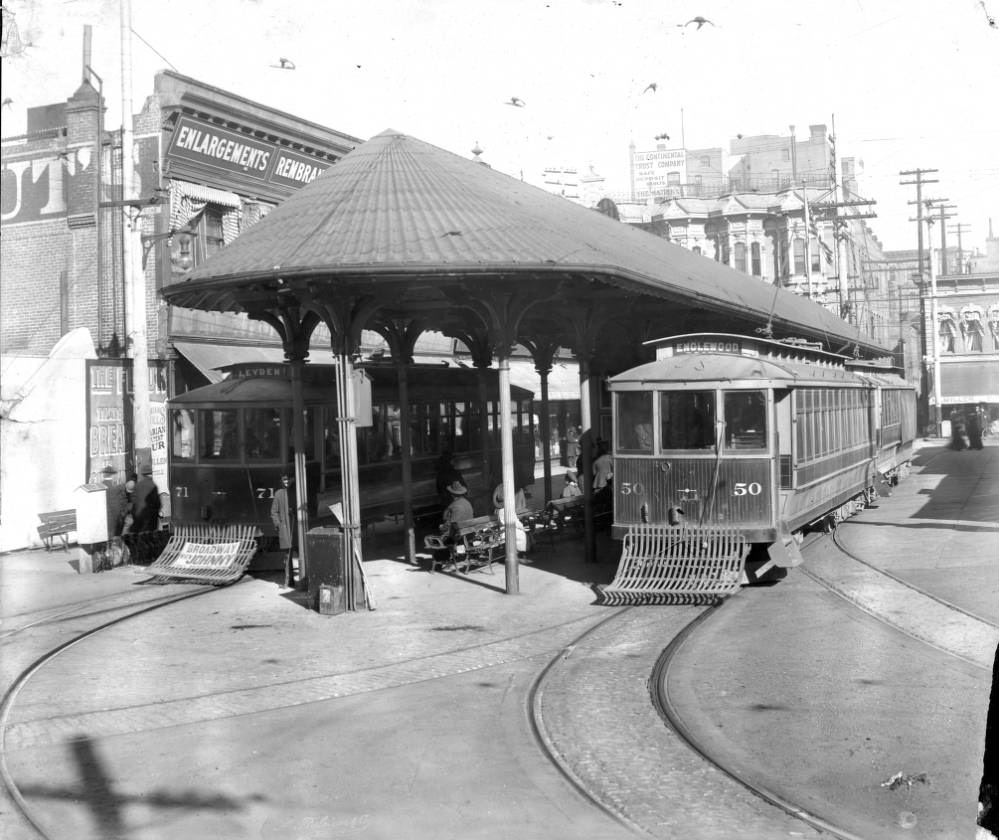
[535,606,827,839]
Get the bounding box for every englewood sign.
[167,115,331,188]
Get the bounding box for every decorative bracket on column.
[520,336,558,378]
[370,315,429,366]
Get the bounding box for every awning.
[173,342,295,384]
[506,360,580,401]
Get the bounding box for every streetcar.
[167,361,536,541]
[606,333,916,579]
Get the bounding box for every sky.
[2,0,998,254]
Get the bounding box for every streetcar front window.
[200,408,239,460]
[724,391,768,450]
[616,391,653,453]
[660,391,715,450]
[244,408,282,460]
[170,409,195,462]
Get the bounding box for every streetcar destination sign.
[673,339,743,355]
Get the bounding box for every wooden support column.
[577,353,597,565]
[395,359,416,564]
[497,352,519,594]
[288,354,311,588]
[374,317,425,566]
[248,297,320,591]
[522,337,558,504]
[538,366,552,503]
[333,345,365,609]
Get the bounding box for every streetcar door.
[774,389,793,494]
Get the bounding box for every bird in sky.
[1,97,13,108]
[680,16,714,29]
[272,58,296,70]
[505,97,526,107]
[643,82,657,94]
[655,132,670,141]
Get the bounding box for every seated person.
[493,483,532,554]
[443,480,474,527]
[561,470,582,499]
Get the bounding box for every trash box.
[306,527,346,614]
[74,483,109,544]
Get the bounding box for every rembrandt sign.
[167,115,330,188]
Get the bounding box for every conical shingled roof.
[163,129,883,353]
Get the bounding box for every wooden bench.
[423,515,505,574]
[37,509,76,552]
[542,497,585,540]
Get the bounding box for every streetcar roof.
[608,355,865,389]
[169,375,334,406]
[168,362,534,406]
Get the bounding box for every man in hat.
[271,473,296,588]
[442,480,473,527]
[130,467,161,563]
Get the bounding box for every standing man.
[130,467,161,562]
[271,474,296,588]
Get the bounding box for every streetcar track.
[831,526,999,630]
[4,609,611,751]
[0,582,226,840]
[649,606,867,840]
[0,586,202,640]
[527,606,651,837]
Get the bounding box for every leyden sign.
[167,115,331,188]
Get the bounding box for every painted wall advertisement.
[86,360,169,490]
[631,148,687,201]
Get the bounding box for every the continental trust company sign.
[166,115,331,190]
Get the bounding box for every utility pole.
[925,217,942,435]
[120,0,150,473]
[899,168,939,281]
[948,222,971,275]
[920,197,949,278]
[801,182,812,298]
[789,125,798,187]
[817,120,877,323]
[933,203,958,275]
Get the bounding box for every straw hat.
[446,480,467,495]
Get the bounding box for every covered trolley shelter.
[161,129,888,601]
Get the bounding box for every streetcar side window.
[660,391,715,450]
[616,391,654,453]
[724,391,767,450]
[244,408,282,460]
[170,409,195,462]
[200,408,240,460]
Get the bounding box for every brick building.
[1,70,362,550]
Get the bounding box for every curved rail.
[526,606,643,835]
[649,605,869,840]
[0,583,226,840]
